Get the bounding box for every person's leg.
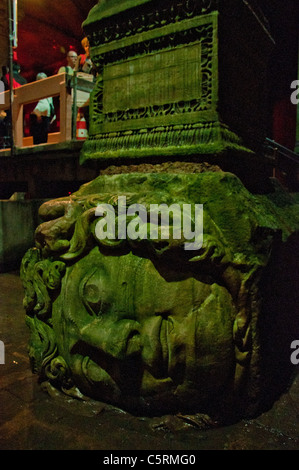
[39,116,51,143]
[30,114,40,145]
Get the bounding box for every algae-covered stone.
[20,170,299,423]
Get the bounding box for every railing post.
[12,89,23,148]
[60,76,72,142]
[72,72,78,140]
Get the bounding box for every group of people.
[0,37,96,146]
[1,62,27,90]
[32,37,96,144]
[58,37,96,77]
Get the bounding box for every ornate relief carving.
[86,0,217,47]
[88,17,217,154]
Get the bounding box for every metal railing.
[263,137,299,190]
[0,72,95,149]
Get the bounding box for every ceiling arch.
[16,0,97,81]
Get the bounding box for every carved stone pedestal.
[81,0,274,164]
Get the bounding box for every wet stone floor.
[0,271,299,451]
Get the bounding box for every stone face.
[20,170,299,422]
[81,0,274,163]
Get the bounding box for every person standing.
[58,50,78,76]
[30,73,55,145]
[12,62,27,86]
[76,38,97,133]
[77,37,96,77]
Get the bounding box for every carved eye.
[80,268,110,317]
[83,284,100,304]
[82,283,103,316]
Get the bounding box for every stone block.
[81,0,274,163]
[0,199,46,272]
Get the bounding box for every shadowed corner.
[257,230,299,414]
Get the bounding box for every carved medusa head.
[21,169,293,422]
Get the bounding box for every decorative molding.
[85,0,218,47]
[82,121,244,160]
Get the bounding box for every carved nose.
[79,318,141,360]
